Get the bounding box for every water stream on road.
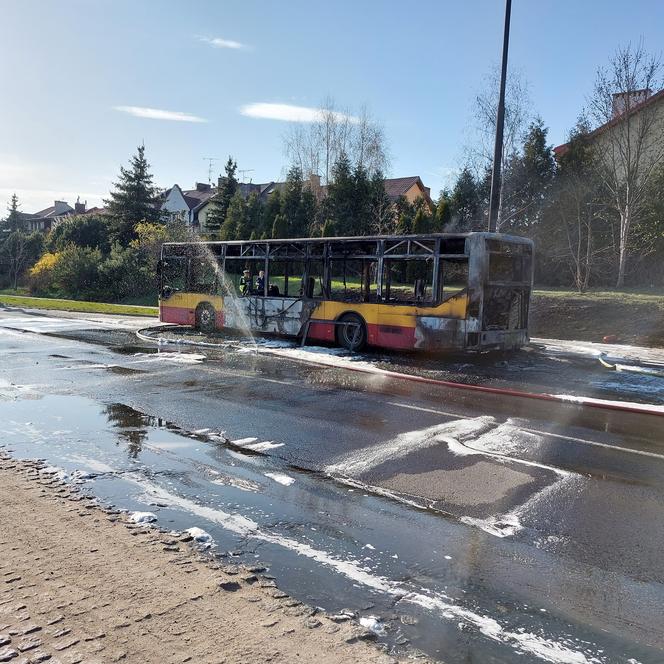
[0,391,659,664]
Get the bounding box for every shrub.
[98,244,150,301]
[52,244,102,299]
[28,251,60,294]
[47,214,112,253]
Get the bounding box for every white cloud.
[239,102,358,123]
[113,106,207,123]
[199,36,248,50]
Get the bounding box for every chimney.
[74,196,86,214]
[612,88,652,118]
[217,175,227,188]
[195,182,211,192]
[54,200,70,215]
[309,174,321,190]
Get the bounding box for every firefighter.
[240,269,252,295]
[256,270,265,295]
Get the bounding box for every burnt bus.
[159,232,533,352]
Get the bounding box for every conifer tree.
[205,156,238,236]
[412,206,431,235]
[282,166,304,236]
[449,168,480,231]
[245,193,262,239]
[262,190,282,237]
[4,194,23,233]
[434,190,452,230]
[104,145,161,245]
[272,213,288,239]
[369,171,393,234]
[219,191,246,241]
[325,153,355,235]
[501,118,555,233]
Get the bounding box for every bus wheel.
[195,303,216,333]
[337,313,366,352]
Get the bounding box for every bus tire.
[336,313,366,352]
[195,303,216,333]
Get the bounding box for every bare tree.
[467,66,532,173]
[353,106,390,176]
[2,231,30,290]
[588,42,664,287]
[284,98,389,184]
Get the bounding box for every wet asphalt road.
[1,307,664,664]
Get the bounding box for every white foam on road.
[0,316,110,333]
[129,511,158,524]
[535,337,664,366]
[252,342,379,373]
[463,475,583,540]
[186,527,213,544]
[445,421,573,477]
[325,416,496,477]
[131,352,206,365]
[62,455,115,474]
[553,393,664,414]
[459,513,523,538]
[231,437,284,453]
[244,441,284,452]
[211,476,261,493]
[231,437,258,445]
[264,472,295,486]
[127,476,607,664]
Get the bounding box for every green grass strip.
[0,294,158,317]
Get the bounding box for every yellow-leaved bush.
[28,251,61,294]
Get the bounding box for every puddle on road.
[0,393,657,664]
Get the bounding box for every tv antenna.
[238,169,254,183]
[203,157,219,184]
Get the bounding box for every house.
[196,173,433,233]
[554,87,664,161]
[196,178,288,231]
[17,198,103,233]
[382,176,433,211]
[161,183,215,227]
[19,200,75,232]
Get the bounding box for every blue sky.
[1,0,663,214]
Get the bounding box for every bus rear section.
[469,235,533,351]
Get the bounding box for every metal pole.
[487,0,512,233]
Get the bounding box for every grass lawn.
[533,287,664,310]
[0,294,158,317]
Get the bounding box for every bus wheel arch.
[195,302,216,333]
[335,312,367,351]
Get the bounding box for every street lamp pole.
[487,0,512,233]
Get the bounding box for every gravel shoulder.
[0,454,401,664]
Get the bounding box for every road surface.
[1,307,663,664]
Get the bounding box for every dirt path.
[0,454,404,664]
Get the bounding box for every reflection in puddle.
[104,403,179,458]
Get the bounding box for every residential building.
[161,182,215,227]
[382,176,434,211]
[196,174,433,233]
[19,200,75,232]
[15,198,104,233]
[554,88,664,167]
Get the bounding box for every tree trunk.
[616,209,629,288]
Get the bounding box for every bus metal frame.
[159,232,534,352]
